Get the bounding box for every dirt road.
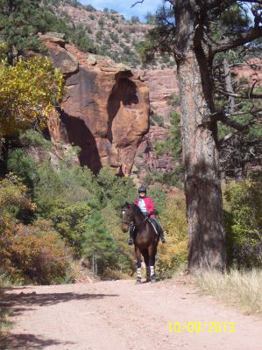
[1,278,262,350]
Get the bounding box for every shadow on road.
[0,333,75,349]
[1,291,118,316]
[0,289,119,349]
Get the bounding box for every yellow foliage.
[0,218,72,285]
[0,56,64,136]
[0,173,35,218]
[157,191,188,278]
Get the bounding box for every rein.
[122,204,148,227]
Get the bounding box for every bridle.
[122,206,149,226]
[121,208,133,226]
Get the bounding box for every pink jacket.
[134,196,156,217]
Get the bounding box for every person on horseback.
[128,185,166,245]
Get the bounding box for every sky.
[81,0,163,20]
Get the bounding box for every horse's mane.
[128,203,144,216]
[124,202,144,217]
[131,203,143,216]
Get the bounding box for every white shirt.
[138,198,147,214]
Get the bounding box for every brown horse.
[121,203,160,283]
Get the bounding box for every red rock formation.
[231,58,262,85]
[143,69,178,122]
[41,34,149,176]
[132,69,178,180]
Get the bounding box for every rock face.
[132,69,179,180]
[133,126,175,181]
[42,34,150,175]
[143,69,178,122]
[231,59,262,85]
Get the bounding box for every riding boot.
[159,227,166,243]
[152,218,166,243]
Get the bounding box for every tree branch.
[131,0,144,8]
[217,88,262,99]
[212,111,253,131]
[212,27,262,55]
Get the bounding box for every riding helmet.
[138,185,147,193]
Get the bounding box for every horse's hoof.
[136,279,142,284]
[150,275,156,283]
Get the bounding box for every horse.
[121,202,160,283]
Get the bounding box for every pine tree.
[0,0,45,63]
[134,0,262,272]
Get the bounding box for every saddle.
[147,218,160,236]
[130,217,163,238]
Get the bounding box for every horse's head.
[121,202,135,232]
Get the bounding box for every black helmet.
[138,185,147,193]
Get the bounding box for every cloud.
[81,0,163,19]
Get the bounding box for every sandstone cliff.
[41,33,261,180]
[41,34,150,176]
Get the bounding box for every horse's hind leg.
[135,246,142,284]
[148,246,157,282]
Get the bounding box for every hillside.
[52,0,176,68]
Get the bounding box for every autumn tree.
[134,0,262,272]
[0,56,63,137]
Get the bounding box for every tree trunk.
[174,0,226,272]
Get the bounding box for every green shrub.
[109,32,119,43]
[150,114,164,127]
[96,167,136,210]
[153,111,181,160]
[101,204,134,275]
[224,179,262,268]
[71,25,97,53]
[51,202,91,257]
[98,17,104,28]
[83,211,119,276]
[84,4,96,12]
[144,167,184,188]
[96,31,103,41]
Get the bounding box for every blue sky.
[81,0,163,20]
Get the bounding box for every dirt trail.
[1,279,262,350]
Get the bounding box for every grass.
[0,274,13,338]
[195,269,262,315]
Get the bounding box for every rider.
[128,185,166,245]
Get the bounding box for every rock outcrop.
[143,69,178,122]
[231,58,262,85]
[132,69,178,180]
[41,34,150,175]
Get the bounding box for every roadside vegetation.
[195,269,262,315]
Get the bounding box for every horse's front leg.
[142,250,150,282]
[135,245,142,284]
[148,245,157,283]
